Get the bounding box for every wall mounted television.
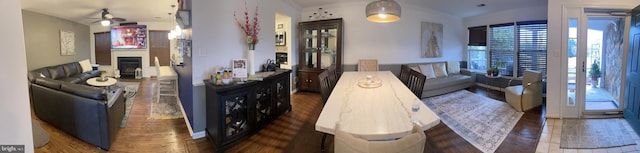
[111,25,147,49]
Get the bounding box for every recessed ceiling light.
[477,4,486,7]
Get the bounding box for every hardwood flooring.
[34,79,544,153]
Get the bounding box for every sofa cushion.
[423,74,472,90]
[447,61,460,74]
[419,64,436,79]
[60,82,106,100]
[47,66,66,80]
[34,77,65,90]
[432,63,448,78]
[61,76,83,84]
[78,59,92,73]
[63,62,81,77]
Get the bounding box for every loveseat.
[406,61,475,98]
[27,61,124,150]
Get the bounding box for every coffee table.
[87,77,118,91]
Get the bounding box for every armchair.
[505,70,543,112]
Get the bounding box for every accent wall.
[22,10,90,70]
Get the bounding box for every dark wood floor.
[34,79,544,153]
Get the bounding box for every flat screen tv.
[111,25,147,49]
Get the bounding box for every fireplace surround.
[117,57,142,79]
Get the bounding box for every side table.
[484,74,501,92]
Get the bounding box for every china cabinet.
[297,18,343,92]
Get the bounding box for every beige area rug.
[560,119,636,149]
[148,82,183,119]
[423,90,523,153]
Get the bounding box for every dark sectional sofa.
[27,61,125,150]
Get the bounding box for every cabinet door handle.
[309,80,312,83]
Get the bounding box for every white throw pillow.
[419,64,436,79]
[447,61,460,74]
[78,59,92,73]
[410,66,421,73]
[432,63,448,78]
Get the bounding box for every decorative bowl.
[221,78,232,85]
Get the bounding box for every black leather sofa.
[27,62,125,150]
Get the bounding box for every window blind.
[489,23,515,76]
[516,20,547,77]
[468,26,487,46]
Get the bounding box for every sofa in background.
[27,61,124,150]
[405,61,475,98]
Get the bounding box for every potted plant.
[588,60,601,87]
[489,60,506,76]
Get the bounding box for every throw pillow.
[447,61,460,74]
[39,73,46,78]
[78,59,92,73]
[419,64,437,79]
[410,66,421,73]
[432,63,448,78]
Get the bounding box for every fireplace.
[118,57,142,79]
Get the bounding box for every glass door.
[319,23,338,69]
[302,26,318,69]
[582,16,626,113]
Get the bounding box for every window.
[516,21,547,77]
[468,26,487,70]
[489,23,515,76]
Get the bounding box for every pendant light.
[365,0,401,23]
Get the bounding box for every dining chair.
[327,65,339,90]
[399,65,412,85]
[318,70,332,105]
[358,59,379,71]
[407,68,426,98]
[334,123,426,153]
[505,70,543,112]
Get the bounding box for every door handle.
[582,61,585,72]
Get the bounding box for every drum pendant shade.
[366,0,401,23]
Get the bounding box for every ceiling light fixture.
[366,0,401,23]
[308,8,333,20]
[100,20,111,26]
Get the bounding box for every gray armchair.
[334,123,426,153]
[505,70,543,112]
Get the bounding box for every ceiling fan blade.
[112,18,126,22]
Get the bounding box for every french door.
[565,8,630,116]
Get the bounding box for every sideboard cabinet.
[297,18,343,92]
[205,70,291,152]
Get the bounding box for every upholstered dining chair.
[154,56,178,103]
[406,68,426,98]
[505,70,543,112]
[358,59,379,71]
[334,123,426,153]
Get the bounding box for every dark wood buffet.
[204,70,291,152]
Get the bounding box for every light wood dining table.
[315,71,440,140]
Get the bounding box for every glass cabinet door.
[303,27,318,68]
[319,24,338,69]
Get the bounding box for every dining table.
[315,71,440,141]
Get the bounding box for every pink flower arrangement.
[234,2,260,50]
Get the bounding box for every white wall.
[192,0,301,83]
[90,21,180,78]
[464,6,548,28]
[0,0,34,152]
[547,0,640,118]
[301,1,466,65]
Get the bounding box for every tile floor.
[536,119,640,153]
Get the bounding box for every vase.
[247,50,255,75]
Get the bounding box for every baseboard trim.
[176,98,197,139]
[192,131,206,139]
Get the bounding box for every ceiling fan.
[92,8,126,26]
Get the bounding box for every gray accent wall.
[22,10,90,70]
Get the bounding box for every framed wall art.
[421,21,443,58]
[60,30,75,56]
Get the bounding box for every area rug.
[115,82,139,127]
[423,90,523,153]
[148,82,183,119]
[560,119,636,149]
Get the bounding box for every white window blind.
[489,23,515,76]
[516,20,547,77]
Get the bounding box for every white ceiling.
[291,0,548,18]
[20,0,547,26]
[21,0,177,25]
